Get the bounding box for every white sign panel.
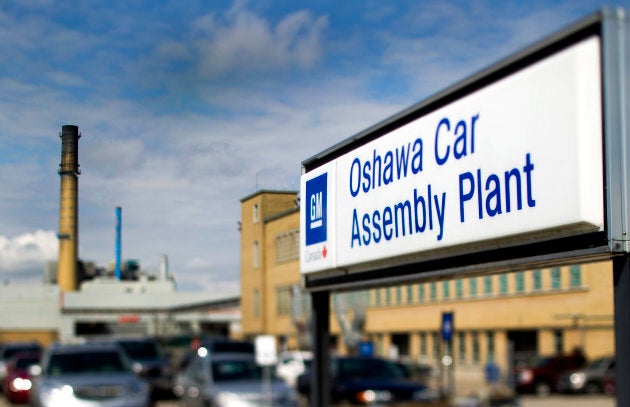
[301,36,603,275]
[255,335,277,366]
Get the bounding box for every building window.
[456,279,463,299]
[551,267,561,289]
[276,286,291,316]
[442,281,450,299]
[253,203,259,222]
[487,331,495,362]
[418,284,425,302]
[484,276,493,295]
[430,282,437,301]
[406,285,413,304]
[472,332,480,364]
[432,332,439,362]
[253,241,259,268]
[253,289,260,318]
[515,272,525,293]
[533,269,542,291]
[396,286,402,304]
[570,265,581,288]
[554,330,564,354]
[469,278,478,298]
[458,332,466,363]
[386,287,392,305]
[420,332,427,359]
[375,288,381,306]
[276,229,299,263]
[499,274,508,294]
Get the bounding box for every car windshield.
[586,357,611,370]
[533,357,553,367]
[118,341,161,359]
[47,351,130,376]
[211,359,263,382]
[15,356,40,369]
[208,341,254,354]
[3,345,41,360]
[336,358,407,380]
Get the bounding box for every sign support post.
[311,290,330,407]
[614,256,630,406]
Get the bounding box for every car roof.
[47,342,123,354]
[112,336,159,343]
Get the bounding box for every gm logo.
[306,173,327,245]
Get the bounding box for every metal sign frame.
[301,8,629,293]
[302,8,630,407]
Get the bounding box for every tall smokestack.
[57,124,80,292]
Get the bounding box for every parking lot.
[0,393,616,407]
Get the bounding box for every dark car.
[111,337,174,397]
[296,356,435,405]
[1,351,41,404]
[0,341,42,389]
[514,352,587,395]
[557,355,615,394]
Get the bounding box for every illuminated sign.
[301,36,603,275]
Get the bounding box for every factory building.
[0,125,240,348]
[239,189,615,376]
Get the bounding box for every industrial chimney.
[57,124,81,292]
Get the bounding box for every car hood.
[210,378,293,395]
[38,372,144,388]
[337,377,427,392]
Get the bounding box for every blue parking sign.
[442,312,454,342]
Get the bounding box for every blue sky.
[0,0,626,292]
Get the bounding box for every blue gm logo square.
[306,173,327,245]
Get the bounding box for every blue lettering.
[349,159,360,197]
[382,207,393,240]
[372,211,382,243]
[351,209,361,247]
[435,118,450,165]
[459,172,474,222]
[362,213,371,245]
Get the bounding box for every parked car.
[514,352,587,395]
[30,342,151,407]
[296,355,436,405]
[110,337,174,397]
[177,338,255,372]
[0,341,42,388]
[174,337,255,397]
[276,350,312,387]
[1,351,41,404]
[175,351,299,407]
[557,355,615,394]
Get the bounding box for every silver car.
[30,342,151,407]
[176,349,299,407]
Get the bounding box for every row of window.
[276,229,299,263]
[250,230,300,269]
[258,267,582,320]
[371,330,564,366]
[372,266,582,306]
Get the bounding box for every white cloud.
[189,5,327,78]
[0,230,58,279]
